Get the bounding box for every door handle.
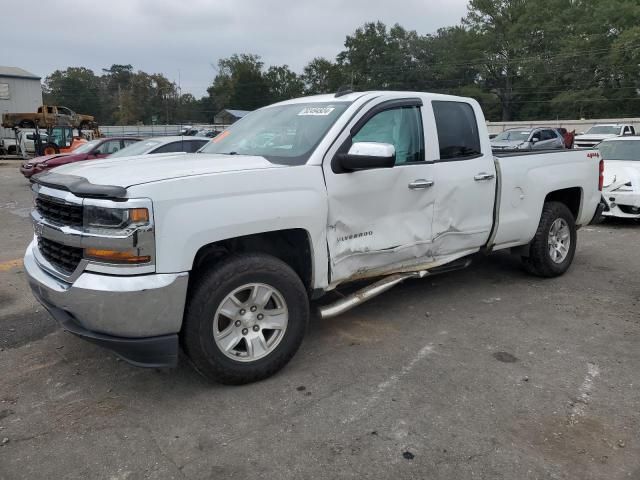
[474,173,495,181]
[408,179,434,190]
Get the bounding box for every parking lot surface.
[0,162,639,479]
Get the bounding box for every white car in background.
[108,136,210,158]
[598,137,640,219]
[574,124,636,149]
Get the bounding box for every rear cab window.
[432,101,481,160]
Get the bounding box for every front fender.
[127,165,330,289]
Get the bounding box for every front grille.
[38,236,83,274]
[36,195,83,228]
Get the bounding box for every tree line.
[43,0,640,124]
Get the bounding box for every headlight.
[83,206,149,229]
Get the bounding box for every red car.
[20,137,141,178]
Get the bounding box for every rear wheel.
[43,143,60,155]
[521,201,577,277]
[182,254,309,384]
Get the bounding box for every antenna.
[335,86,353,98]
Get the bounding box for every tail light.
[598,159,604,191]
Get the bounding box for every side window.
[631,126,636,135]
[352,106,424,165]
[432,101,481,160]
[152,142,182,154]
[123,139,139,147]
[95,140,121,155]
[541,130,555,141]
[187,140,208,152]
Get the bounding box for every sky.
[1,0,469,97]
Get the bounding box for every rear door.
[323,96,436,283]
[429,100,496,257]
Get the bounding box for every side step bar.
[318,258,471,319]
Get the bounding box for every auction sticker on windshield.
[298,107,336,116]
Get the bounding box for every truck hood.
[47,153,286,188]
[603,160,640,191]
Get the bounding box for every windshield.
[72,139,101,154]
[493,129,531,141]
[586,126,620,135]
[598,140,640,161]
[109,139,160,158]
[199,102,351,165]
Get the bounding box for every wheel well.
[191,229,313,292]
[544,187,582,219]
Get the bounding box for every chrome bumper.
[25,241,189,366]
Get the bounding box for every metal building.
[0,66,43,139]
[214,109,250,125]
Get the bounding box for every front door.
[323,97,436,284]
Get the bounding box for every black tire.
[521,201,577,277]
[43,142,60,155]
[182,254,309,384]
[18,120,35,128]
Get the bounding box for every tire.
[18,120,35,128]
[43,143,60,155]
[521,201,577,278]
[590,211,606,225]
[182,254,309,384]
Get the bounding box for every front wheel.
[182,254,309,384]
[521,201,577,277]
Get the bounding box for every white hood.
[603,160,640,191]
[49,153,285,188]
[575,133,618,142]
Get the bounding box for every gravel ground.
[0,162,639,479]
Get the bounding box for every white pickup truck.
[25,91,603,384]
[574,123,636,149]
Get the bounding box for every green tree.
[264,65,304,103]
[43,67,103,121]
[207,54,271,111]
[302,57,346,94]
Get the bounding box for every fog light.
[85,248,150,264]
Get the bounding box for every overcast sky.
[2,0,469,97]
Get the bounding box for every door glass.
[432,101,481,159]
[152,142,182,154]
[95,140,121,155]
[352,106,424,164]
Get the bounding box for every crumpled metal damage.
[326,173,490,287]
[326,196,436,283]
[602,162,640,218]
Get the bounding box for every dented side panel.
[325,164,437,282]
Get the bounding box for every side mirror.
[338,142,395,171]
[531,137,540,143]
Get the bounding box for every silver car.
[491,127,565,151]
